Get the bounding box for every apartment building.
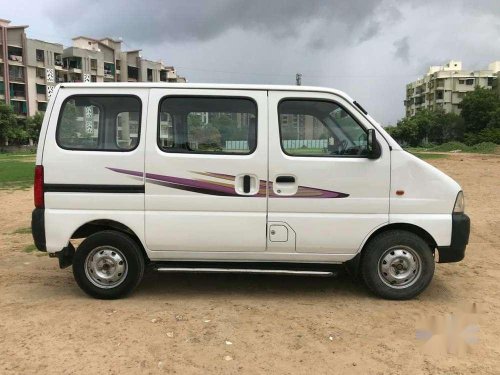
[404,60,500,117]
[0,19,186,117]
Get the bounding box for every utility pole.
[296,73,302,86]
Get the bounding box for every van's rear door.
[145,88,268,253]
[42,87,148,244]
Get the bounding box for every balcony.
[67,73,82,82]
[64,57,82,72]
[7,46,23,64]
[9,66,25,83]
[56,72,67,83]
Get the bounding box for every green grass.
[23,244,37,253]
[411,152,449,160]
[0,153,35,190]
[407,142,498,154]
[12,227,32,234]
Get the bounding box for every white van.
[31,83,470,300]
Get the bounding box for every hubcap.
[85,246,128,289]
[378,246,421,289]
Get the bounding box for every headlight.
[453,191,465,213]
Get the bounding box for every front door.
[267,90,390,255]
[145,89,268,252]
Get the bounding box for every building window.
[458,79,465,84]
[36,68,45,79]
[147,68,153,82]
[57,95,141,151]
[279,100,368,157]
[466,79,474,85]
[36,84,46,94]
[90,59,97,70]
[37,102,47,112]
[91,75,96,82]
[158,97,257,155]
[54,53,63,67]
[35,49,45,63]
[436,90,444,100]
[487,77,493,86]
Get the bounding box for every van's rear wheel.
[361,230,435,300]
[73,231,145,299]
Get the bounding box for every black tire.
[361,230,435,300]
[73,230,145,299]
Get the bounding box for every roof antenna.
[296,73,302,86]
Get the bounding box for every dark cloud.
[358,22,381,43]
[3,0,497,124]
[49,0,391,46]
[393,36,410,62]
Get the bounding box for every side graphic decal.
[106,168,349,198]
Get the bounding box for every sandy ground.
[0,154,499,374]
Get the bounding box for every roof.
[57,82,350,97]
[100,37,122,43]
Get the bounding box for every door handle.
[243,175,251,193]
[236,174,258,195]
[276,175,295,183]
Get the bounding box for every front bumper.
[31,208,46,251]
[437,213,470,263]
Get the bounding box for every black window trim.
[56,94,142,152]
[277,97,381,159]
[157,95,258,156]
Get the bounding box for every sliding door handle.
[276,175,295,183]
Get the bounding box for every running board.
[155,267,335,277]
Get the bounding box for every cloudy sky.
[2,0,500,124]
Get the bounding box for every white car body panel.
[37,83,462,264]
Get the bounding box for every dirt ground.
[0,154,499,374]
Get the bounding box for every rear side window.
[57,95,141,151]
[158,96,257,154]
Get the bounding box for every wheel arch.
[71,219,149,262]
[346,222,437,277]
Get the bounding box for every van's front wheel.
[361,230,435,300]
[73,231,145,299]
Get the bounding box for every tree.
[459,87,500,134]
[429,111,464,144]
[26,112,44,143]
[0,102,19,146]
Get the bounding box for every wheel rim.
[85,246,128,289]
[377,246,422,289]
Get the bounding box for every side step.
[156,267,334,276]
[154,263,337,277]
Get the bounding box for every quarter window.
[278,100,368,157]
[158,97,257,154]
[57,95,141,151]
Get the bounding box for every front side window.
[279,100,368,157]
[57,95,141,151]
[158,96,257,154]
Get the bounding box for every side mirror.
[367,129,381,159]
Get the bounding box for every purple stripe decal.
[145,172,238,196]
[107,168,349,198]
[106,167,144,178]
